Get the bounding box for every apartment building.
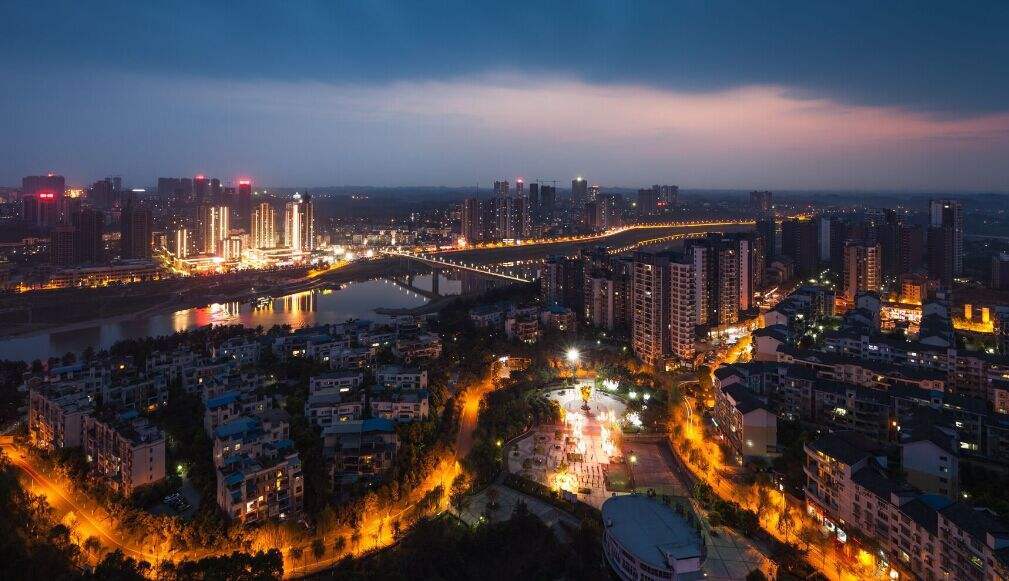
[216,441,304,523]
[28,384,93,450]
[713,383,777,461]
[804,431,1009,581]
[212,410,290,468]
[82,410,166,495]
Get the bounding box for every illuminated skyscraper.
[200,205,230,255]
[172,227,189,259]
[631,251,671,367]
[193,175,209,204]
[284,194,314,253]
[251,202,276,249]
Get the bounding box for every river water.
[0,272,471,363]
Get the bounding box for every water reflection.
[0,263,535,362]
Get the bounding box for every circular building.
[601,494,705,580]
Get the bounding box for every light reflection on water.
[0,273,459,362]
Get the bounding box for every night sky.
[3,1,1009,191]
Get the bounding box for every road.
[2,443,160,563]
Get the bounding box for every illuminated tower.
[252,202,276,249]
[200,205,230,255]
[284,194,314,253]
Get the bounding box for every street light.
[566,348,580,364]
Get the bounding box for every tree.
[93,550,151,580]
[312,538,326,561]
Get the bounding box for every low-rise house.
[374,365,427,390]
[309,370,365,395]
[369,389,429,422]
[323,418,399,485]
[304,393,364,427]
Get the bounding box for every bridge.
[382,250,535,283]
[427,219,756,254]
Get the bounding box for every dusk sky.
[3,1,1009,191]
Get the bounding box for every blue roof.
[225,472,245,486]
[214,417,259,439]
[206,391,240,409]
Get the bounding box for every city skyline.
[4,2,1009,191]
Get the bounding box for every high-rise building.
[876,210,901,280]
[22,174,65,202]
[756,219,776,259]
[818,217,832,262]
[171,227,189,259]
[929,199,964,276]
[237,180,253,228]
[928,199,963,286]
[49,224,77,266]
[993,253,1009,291]
[584,256,632,332]
[222,236,243,262]
[515,178,524,197]
[89,177,121,208]
[658,185,679,207]
[637,187,659,217]
[193,175,209,204]
[750,190,772,213]
[632,251,671,367]
[72,208,105,264]
[22,174,65,228]
[120,199,152,260]
[493,180,510,197]
[571,177,588,206]
[588,184,601,202]
[542,255,583,309]
[668,255,697,364]
[541,185,556,212]
[200,205,230,255]
[842,241,882,302]
[927,225,955,288]
[251,202,276,249]
[461,198,482,244]
[284,194,314,253]
[688,235,743,326]
[585,193,622,231]
[899,224,925,275]
[781,217,819,278]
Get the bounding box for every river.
[0,271,470,363]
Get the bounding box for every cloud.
[5,71,1009,190]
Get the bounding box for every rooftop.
[601,495,703,570]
